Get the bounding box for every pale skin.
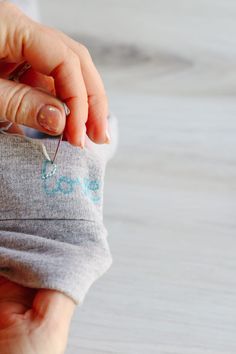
[0,277,76,354]
[0,1,110,145]
[0,1,110,353]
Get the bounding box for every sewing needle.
[51,103,70,164]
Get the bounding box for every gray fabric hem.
[0,255,113,305]
[0,230,113,304]
[0,113,118,304]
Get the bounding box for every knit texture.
[0,114,118,305]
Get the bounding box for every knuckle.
[0,1,23,19]
[79,43,91,58]
[44,25,62,42]
[89,93,108,107]
[0,1,14,11]
[5,84,31,124]
[69,48,81,66]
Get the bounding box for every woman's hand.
[0,277,75,354]
[0,1,109,146]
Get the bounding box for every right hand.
[0,1,110,147]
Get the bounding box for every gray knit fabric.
[0,114,118,305]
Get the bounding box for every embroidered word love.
[41,159,101,204]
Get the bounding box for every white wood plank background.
[38,1,236,353]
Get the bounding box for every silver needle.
[51,103,70,164]
[51,133,63,164]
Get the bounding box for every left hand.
[0,277,75,354]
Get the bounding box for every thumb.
[33,289,75,323]
[0,78,66,135]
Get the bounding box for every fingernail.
[104,128,111,144]
[37,105,63,133]
[69,126,86,148]
[80,127,86,149]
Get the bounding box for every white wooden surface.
[39,1,236,353]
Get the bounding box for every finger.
[25,27,88,146]
[0,78,66,135]
[54,31,110,144]
[0,121,25,135]
[0,276,8,286]
[8,123,25,135]
[19,67,56,96]
[33,289,75,323]
[23,24,88,147]
[0,62,56,96]
[0,2,88,146]
[0,62,22,78]
[0,62,56,95]
[15,63,85,145]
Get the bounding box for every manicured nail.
[80,127,86,149]
[37,105,63,133]
[71,126,86,148]
[104,128,111,144]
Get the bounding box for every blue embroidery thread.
[41,159,101,204]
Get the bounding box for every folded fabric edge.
[0,231,113,305]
